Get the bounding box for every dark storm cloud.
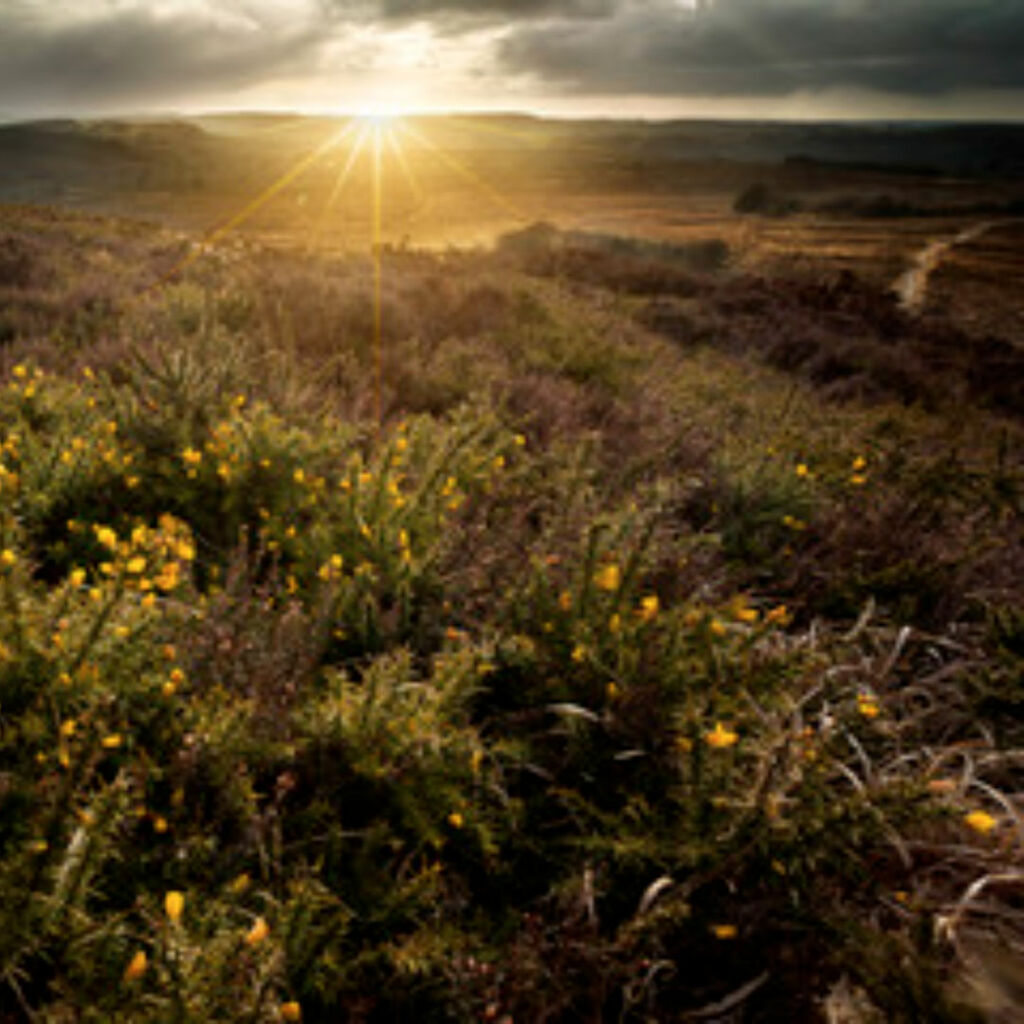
[498,0,1024,96]
[3,0,1024,117]
[0,5,325,111]
[316,0,618,36]
[377,0,616,17]
[0,0,621,115]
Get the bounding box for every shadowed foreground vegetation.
[0,204,1022,1022]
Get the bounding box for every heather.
[0,203,1021,1022]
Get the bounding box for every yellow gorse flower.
[857,695,880,719]
[280,1002,302,1022]
[245,916,270,945]
[94,526,118,550]
[154,562,181,591]
[230,873,251,894]
[123,949,148,982]
[593,564,620,592]
[705,722,739,749]
[729,595,758,624]
[964,810,997,835]
[165,890,184,924]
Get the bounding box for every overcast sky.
[2,0,1024,121]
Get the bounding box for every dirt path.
[894,221,997,312]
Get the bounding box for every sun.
[353,99,411,124]
[357,112,402,138]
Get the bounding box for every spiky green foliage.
[0,204,1021,1022]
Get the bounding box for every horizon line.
[3,106,1024,129]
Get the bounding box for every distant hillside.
[0,118,216,203]
[2,115,1023,215]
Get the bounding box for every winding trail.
[894,221,997,312]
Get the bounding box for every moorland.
[0,114,1022,1022]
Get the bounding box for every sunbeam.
[372,122,384,426]
[137,119,356,299]
[386,126,424,206]
[399,122,530,223]
[310,122,370,251]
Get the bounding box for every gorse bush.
[0,204,1021,1021]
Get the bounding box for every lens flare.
[130,112,538,427]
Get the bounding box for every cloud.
[0,2,328,113]
[2,0,1022,119]
[0,0,572,116]
[323,0,619,38]
[497,0,1024,97]
[377,0,616,18]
